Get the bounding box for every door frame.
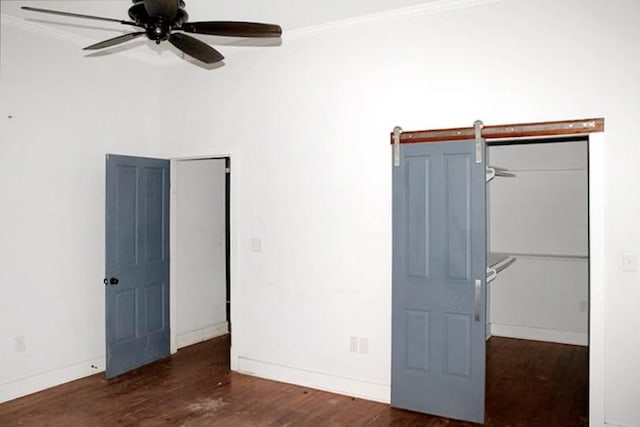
[169,154,234,355]
[588,133,605,425]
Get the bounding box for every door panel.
[446,154,472,280]
[392,140,486,423]
[406,310,430,371]
[106,155,170,379]
[406,156,430,279]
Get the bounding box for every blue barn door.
[105,154,170,379]
[391,139,487,423]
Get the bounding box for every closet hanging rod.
[492,166,509,172]
[486,166,516,182]
[492,257,517,274]
[389,118,604,145]
[487,253,517,283]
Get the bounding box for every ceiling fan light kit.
[21,0,283,65]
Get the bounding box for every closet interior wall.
[486,139,589,346]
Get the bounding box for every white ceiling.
[0,0,446,63]
[2,0,444,33]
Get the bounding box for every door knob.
[103,277,119,286]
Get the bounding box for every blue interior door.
[391,140,486,423]
[105,154,170,379]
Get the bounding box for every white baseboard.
[236,356,390,404]
[176,322,229,349]
[491,323,588,346]
[0,356,105,404]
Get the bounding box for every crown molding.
[284,0,504,41]
[0,13,170,66]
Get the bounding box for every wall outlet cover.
[623,252,637,272]
[15,336,25,353]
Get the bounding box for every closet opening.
[390,118,602,424]
[484,135,590,421]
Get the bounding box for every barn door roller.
[474,120,484,164]
[393,126,403,167]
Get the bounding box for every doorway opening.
[170,157,231,355]
[484,135,590,422]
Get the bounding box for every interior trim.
[391,118,605,145]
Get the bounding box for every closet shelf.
[487,252,516,283]
[486,166,516,182]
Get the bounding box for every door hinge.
[393,126,403,167]
[474,120,484,164]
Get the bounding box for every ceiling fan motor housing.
[128,0,188,42]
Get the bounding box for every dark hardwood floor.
[0,335,587,426]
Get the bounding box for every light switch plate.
[623,253,637,272]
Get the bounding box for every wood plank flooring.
[0,335,587,426]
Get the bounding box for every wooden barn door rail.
[390,118,605,145]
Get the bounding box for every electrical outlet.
[349,337,369,354]
[349,336,358,353]
[15,336,25,353]
[359,338,369,354]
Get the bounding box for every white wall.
[488,141,589,345]
[489,256,589,344]
[0,17,163,402]
[2,1,640,426]
[158,1,640,425]
[173,159,228,349]
[489,142,589,256]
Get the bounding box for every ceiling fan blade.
[181,21,282,38]
[169,33,224,64]
[21,6,141,27]
[144,0,180,20]
[83,32,147,50]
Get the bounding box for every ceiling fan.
[21,0,282,64]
